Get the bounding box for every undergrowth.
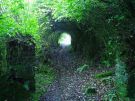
[30,64,56,101]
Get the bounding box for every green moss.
[83,83,97,96]
[77,64,89,73]
[85,87,97,95]
[95,71,114,79]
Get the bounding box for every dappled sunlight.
[58,33,71,47]
[25,0,33,3]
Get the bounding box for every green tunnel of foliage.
[0,0,135,100]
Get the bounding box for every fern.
[115,58,128,100]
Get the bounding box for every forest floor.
[40,47,114,101]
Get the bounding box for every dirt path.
[40,47,112,101]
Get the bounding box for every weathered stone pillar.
[7,36,35,92]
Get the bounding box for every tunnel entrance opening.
[58,32,72,49]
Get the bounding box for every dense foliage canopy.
[0,0,135,100]
[0,0,39,39]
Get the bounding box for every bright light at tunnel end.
[58,33,71,47]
